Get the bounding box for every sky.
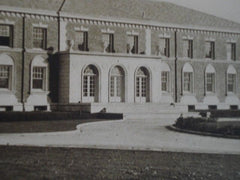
[151,0,240,24]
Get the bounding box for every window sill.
[226,92,236,96]
[182,91,195,96]
[205,92,216,96]
[31,89,49,94]
[0,88,12,93]
[26,48,47,53]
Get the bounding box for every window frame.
[0,24,13,48]
[161,71,169,92]
[205,41,215,60]
[75,30,89,51]
[32,27,47,50]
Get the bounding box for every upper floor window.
[0,24,13,47]
[227,43,236,61]
[32,67,46,89]
[75,31,89,51]
[158,38,170,57]
[183,39,193,58]
[33,27,47,49]
[103,33,115,53]
[205,41,215,59]
[127,35,138,54]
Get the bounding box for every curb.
[166,125,240,140]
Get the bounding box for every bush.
[175,116,240,136]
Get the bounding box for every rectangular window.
[75,31,88,51]
[33,27,47,49]
[183,40,193,58]
[0,65,11,89]
[228,74,236,92]
[159,38,170,57]
[103,33,115,53]
[0,24,13,47]
[127,35,138,54]
[32,67,45,89]
[205,41,215,59]
[227,43,236,61]
[161,71,169,92]
[184,72,193,92]
[206,73,215,92]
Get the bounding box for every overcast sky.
[151,0,240,24]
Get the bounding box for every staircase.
[90,103,198,120]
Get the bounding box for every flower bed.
[174,116,240,137]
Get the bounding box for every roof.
[1,0,240,31]
[0,0,63,12]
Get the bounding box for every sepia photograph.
[0,0,240,179]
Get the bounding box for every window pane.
[161,71,169,91]
[0,25,12,47]
[33,28,46,49]
[0,65,10,89]
[32,67,45,89]
[184,72,192,92]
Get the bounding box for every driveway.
[0,118,239,154]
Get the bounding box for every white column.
[145,29,151,55]
[60,20,67,51]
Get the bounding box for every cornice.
[0,5,240,36]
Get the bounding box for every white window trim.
[227,73,237,95]
[127,30,139,36]
[0,19,15,25]
[32,22,48,28]
[182,35,194,40]
[0,54,14,92]
[159,33,171,38]
[182,63,194,95]
[101,28,114,34]
[74,26,89,32]
[30,56,48,93]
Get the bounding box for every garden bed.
[173,116,240,139]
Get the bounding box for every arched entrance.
[135,67,150,103]
[110,66,125,102]
[82,65,99,102]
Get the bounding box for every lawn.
[0,146,239,180]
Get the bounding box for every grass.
[0,146,239,180]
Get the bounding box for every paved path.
[0,118,240,154]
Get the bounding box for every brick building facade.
[0,0,240,112]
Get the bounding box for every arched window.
[161,63,171,92]
[135,67,150,103]
[227,65,237,93]
[182,63,194,93]
[0,54,14,90]
[31,56,48,91]
[83,65,99,102]
[205,64,216,93]
[110,66,124,102]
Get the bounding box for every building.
[0,0,240,113]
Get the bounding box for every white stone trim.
[0,18,15,25]
[32,22,48,28]
[101,28,114,34]
[127,30,139,36]
[159,33,171,38]
[182,35,194,40]
[74,26,88,32]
